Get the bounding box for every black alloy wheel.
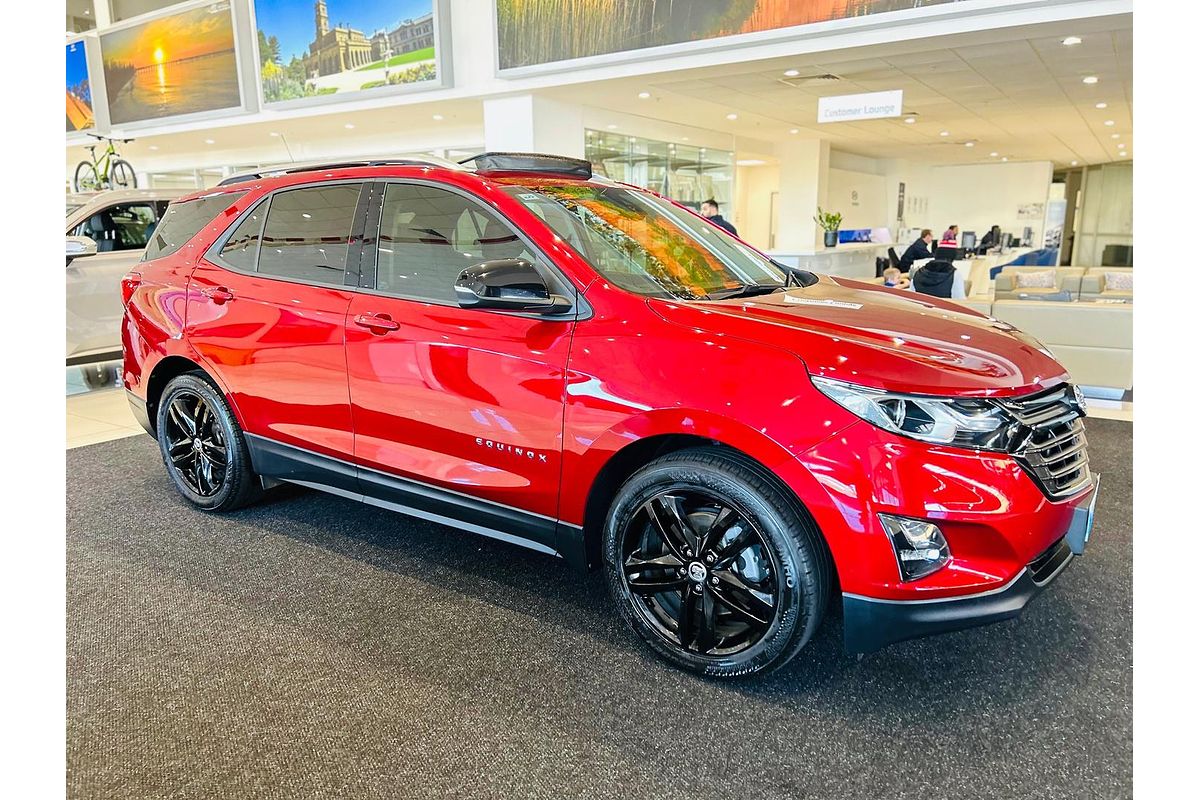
[155,372,262,512]
[622,491,780,657]
[605,447,830,678]
[162,389,227,497]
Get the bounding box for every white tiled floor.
[1084,399,1134,422]
[67,389,146,449]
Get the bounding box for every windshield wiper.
[707,283,785,301]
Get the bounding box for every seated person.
[912,259,966,299]
[882,266,910,290]
[899,229,933,272]
[941,224,959,244]
[979,224,1002,250]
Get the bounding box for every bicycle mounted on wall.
[74,133,137,193]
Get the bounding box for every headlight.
[811,376,1019,450]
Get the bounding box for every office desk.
[767,242,889,280]
[913,248,1034,297]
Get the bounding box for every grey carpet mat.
[67,419,1132,799]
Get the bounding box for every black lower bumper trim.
[126,391,153,435]
[842,568,1057,653]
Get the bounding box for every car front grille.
[998,384,1091,499]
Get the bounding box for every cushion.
[1104,271,1133,292]
[1014,269,1057,289]
[1016,289,1073,302]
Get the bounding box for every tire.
[74,161,100,192]
[603,447,831,678]
[80,364,119,390]
[155,372,262,512]
[110,159,137,189]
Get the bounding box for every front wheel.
[155,372,262,512]
[109,158,137,189]
[74,161,100,192]
[604,447,831,678]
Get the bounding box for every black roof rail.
[460,152,592,179]
[216,155,464,187]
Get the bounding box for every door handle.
[353,313,400,333]
[203,286,234,305]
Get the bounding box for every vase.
[824,230,839,248]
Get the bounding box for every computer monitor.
[1022,226,1033,247]
[961,231,977,250]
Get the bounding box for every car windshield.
[502,182,786,300]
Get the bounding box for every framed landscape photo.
[252,0,448,109]
[99,0,245,126]
[66,39,95,133]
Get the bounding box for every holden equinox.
[121,153,1099,678]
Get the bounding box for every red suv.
[122,153,1099,678]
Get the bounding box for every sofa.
[993,267,1086,300]
[988,299,1132,390]
[1079,267,1133,301]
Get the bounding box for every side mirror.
[454,258,572,315]
[66,236,98,265]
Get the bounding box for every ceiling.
[543,12,1133,168]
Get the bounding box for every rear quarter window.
[144,191,247,261]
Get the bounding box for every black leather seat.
[86,211,119,252]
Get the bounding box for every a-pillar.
[774,138,831,253]
[482,95,585,158]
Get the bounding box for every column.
[773,138,831,253]
[482,95,585,158]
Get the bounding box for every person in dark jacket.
[899,229,934,272]
[700,199,738,236]
[912,259,957,298]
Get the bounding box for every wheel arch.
[574,413,837,591]
[144,355,238,434]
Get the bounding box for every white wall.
[734,163,780,250]
[826,168,887,231]
[928,161,1054,245]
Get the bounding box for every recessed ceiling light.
[939,130,950,136]
[607,124,618,129]
[904,116,916,124]
[149,145,158,151]
[1082,75,1099,84]
[1095,102,1108,109]
[1071,160,1078,166]
[1103,120,1115,126]
[788,128,799,134]
[989,151,999,157]
[726,113,738,120]
[736,159,766,166]
[965,141,975,147]
[1062,36,1082,46]
[344,123,355,129]
[432,114,444,121]
[204,139,215,144]
[269,131,280,137]
[680,136,689,141]
[783,69,800,77]
[1111,133,1120,139]
[637,91,651,99]
[1001,157,1009,162]
[1120,153,1129,158]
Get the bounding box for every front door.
[344,181,576,549]
[187,182,365,467]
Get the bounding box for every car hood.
[649,276,1068,397]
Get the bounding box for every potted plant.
[814,207,843,248]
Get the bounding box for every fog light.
[878,514,951,581]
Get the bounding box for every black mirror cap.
[454,259,572,315]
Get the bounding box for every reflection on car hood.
[650,276,1068,397]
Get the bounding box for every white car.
[66,189,181,363]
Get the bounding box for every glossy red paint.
[123,163,1095,611]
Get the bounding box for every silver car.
[66,189,181,363]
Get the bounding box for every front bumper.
[843,474,1100,653]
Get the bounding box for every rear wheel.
[604,447,830,678]
[73,161,100,192]
[109,159,137,189]
[155,373,261,512]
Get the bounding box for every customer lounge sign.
[817,90,904,123]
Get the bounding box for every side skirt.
[244,434,570,561]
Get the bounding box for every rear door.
[67,199,168,360]
[187,182,366,469]
[343,180,577,546]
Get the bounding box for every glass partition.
[585,130,733,213]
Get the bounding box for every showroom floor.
[66,413,1132,799]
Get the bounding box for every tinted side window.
[376,183,532,302]
[145,192,247,260]
[257,184,361,285]
[72,202,158,252]
[218,201,266,272]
